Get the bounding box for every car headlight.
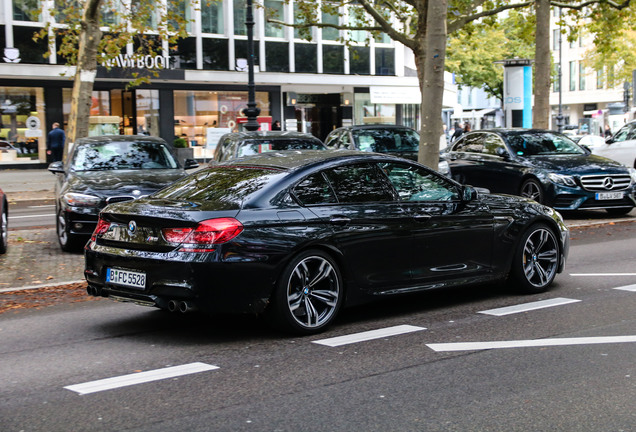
[548,173,577,187]
[62,192,101,207]
[629,168,636,184]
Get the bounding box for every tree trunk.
[533,0,551,129]
[418,0,447,171]
[66,0,102,157]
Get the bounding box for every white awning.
[451,108,496,119]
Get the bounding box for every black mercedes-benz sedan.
[49,135,199,252]
[85,150,569,334]
[442,129,636,215]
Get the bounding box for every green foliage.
[446,9,536,100]
[173,138,188,148]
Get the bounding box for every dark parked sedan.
[443,129,636,215]
[49,135,199,252]
[0,186,7,254]
[85,150,569,334]
[212,131,326,163]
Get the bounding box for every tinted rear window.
[152,166,286,209]
[238,139,324,157]
[351,128,419,153]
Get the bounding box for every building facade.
[0,0,456,166]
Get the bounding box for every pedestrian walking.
[450,122,464,143]
[47,122,66,162]
[604,124,612,138]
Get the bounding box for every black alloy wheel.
[0,203,7,254]
[520,178,544,204]
[271,250,343,334]
[57,210,82,252]
[511,223,559,293]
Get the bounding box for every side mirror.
[462,185,478,201]
[183,158,199,170]
[48,161,65,174]
[605,136,614,144]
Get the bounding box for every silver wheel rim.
[521,181,542,202]
[286,256,340,329]
[522,228,558,288]
[57,213,68,245]
[1,211,7,247]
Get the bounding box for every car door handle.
[329,215,351,226]
[412,213,432,221]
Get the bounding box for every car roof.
[219,149,408,171]
[334,125,417,132]
[74,135,170,146]
[221,131,322,141]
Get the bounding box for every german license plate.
[596,192,623,200]
[106,268,146,289]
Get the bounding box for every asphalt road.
[0,222,635,431]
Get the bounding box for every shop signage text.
[101,54,171,70]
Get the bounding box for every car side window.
[380,162,460,202]
[627,124,636,140]
[482,133,507,156]
[339,132,351,149]
[613,125,630,142]
[452,133,485,153]
[293,173,337,206]
[324,163,395,203]
[324,131,341,149]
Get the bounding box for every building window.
[235,39,260,69]
[552,29,560,50]
[579,63,585,91]
[265,0,285,38]
[295,43,317,73]
[348,7,367,43]
[265,41,289,72]
[349,46,370,75]
[202,0,224,34]
[233,0,247,36]
[171,37,197,70]
[569,61,576,91]
[375,48,394,76]
[321,9,340,41]
[596,69,603,89]
[294,4,312,40]
[322,45,344,74]
[202,38,229,70]
[13,0,40,21]
[553,76,560,93]
[13,27,48,64]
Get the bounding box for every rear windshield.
[152,166,286,209]
[352,128,419,153]
[238,139,324,157]
[72,141,178,171]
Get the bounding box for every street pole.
[244,0,260,132]
[556,7,564,133]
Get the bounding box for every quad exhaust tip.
[168,300,193,313]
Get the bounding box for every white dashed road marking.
[478,297,581,316]
[570,273,636,277]
[64,362,219,395]
[427,336,636,352]
[313,325,426,347]
[614,284,636,292]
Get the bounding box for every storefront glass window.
[202,0,224,34]
[354,93,395,125]
[63,89,120,136]
[136,90,160,137]
[173,90,271,150]
[0,87,46,161]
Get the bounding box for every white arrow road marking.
[313,325,426,347]
[614,284,636,292]
[64,362,219,395]
[427,336,636,352]
[479,297,581,316]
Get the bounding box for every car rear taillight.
[162,218,244,252]
[91,217,111,241]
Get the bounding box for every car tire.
[269,249,343,335]
[519,178,544,204]
[605,207,633,216]
[0,203,7,254]
[57,210,83,252]
[510,223,559,294]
